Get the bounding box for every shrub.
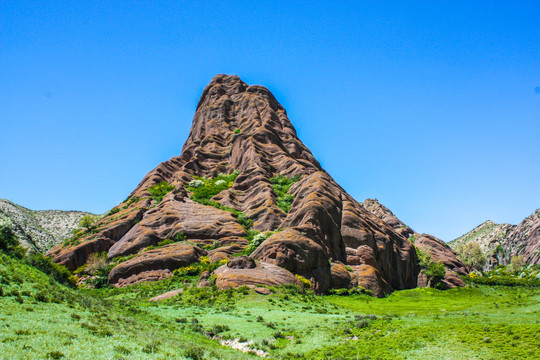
[327,286,374,296]
[142,340,161,354]
[415,246,446,288]
[184,345,205,360]
[146,235,185,251]
[173,259,227,277]
[156,239,175,247]
[79,214,98,231]
[104,207,120,216]
[84,252,108,276]
[114,345,132,355]
[425,261,446,286]
[233,128,242,134]
[47,351,65,359]
[270,174,301,213]
[295,274,312,289]
[188,171,239,203]
[147,181,174,203]
[245,233,267,255]
[123,195,140,207]
[25,252,76,288]
[189,179,204,188]
[463,264,540,287]
[205,324,230,337]
[509,255,524,274]
[0,215,24,258]
[186,171,257,233]
[456,241,487,271]
[35,291,49,302]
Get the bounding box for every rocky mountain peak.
[48,75,425,295]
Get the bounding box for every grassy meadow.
[0,253,539,360]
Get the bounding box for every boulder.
[415,234,467,276]
[208,244,246,263]
[250,229,329,273]
[213,261,301,289]
[351,264,392,298]
[149,288,183,301]
[227,255,256,269]
[330,262,353,289]
[48,237,115,271]
[115,270,173,287]
[108,243,206,285]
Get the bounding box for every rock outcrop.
[48,75,420,294]
[450,209,540,270]
[213,258,301,289]
[0,199,97,252]
[361,199,467,288]
[108,242,207,286]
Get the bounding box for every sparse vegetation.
[188,171,239,203]
[186,171,255,232]
[147,181,174,203]
[244,232,267,255]
[270,174,301,213]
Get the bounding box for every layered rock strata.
[361,199,467,287]
[48,75,420,295]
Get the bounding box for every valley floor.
[1,254,539,359]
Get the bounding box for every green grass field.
[1,253,539,359]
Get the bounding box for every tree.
[79,214,98,231]
[0,215,25,258]
[0,215,17,251]
[456,241,487,271]
[508,255,524,274]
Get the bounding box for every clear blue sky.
[1,1,539,241]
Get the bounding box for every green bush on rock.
[270,174,301,213]
[147,181,174,203]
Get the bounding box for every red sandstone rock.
[50,75,421,293]
[214,261,301,289]
[350,264,392,298]
[114,270,173,287]
[415,234,467,276]
[330,262,353,289]
[108,243,206,285]
[255,287,272,295]
[149,288,183,301]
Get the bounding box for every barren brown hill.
[48,74,421,296]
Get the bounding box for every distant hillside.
[449,209,540,270]
[0,199,97,252]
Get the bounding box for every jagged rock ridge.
[0,199,96,252]
[361,199,467,288]
[450,209,540,270]
[48,74,421,295]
